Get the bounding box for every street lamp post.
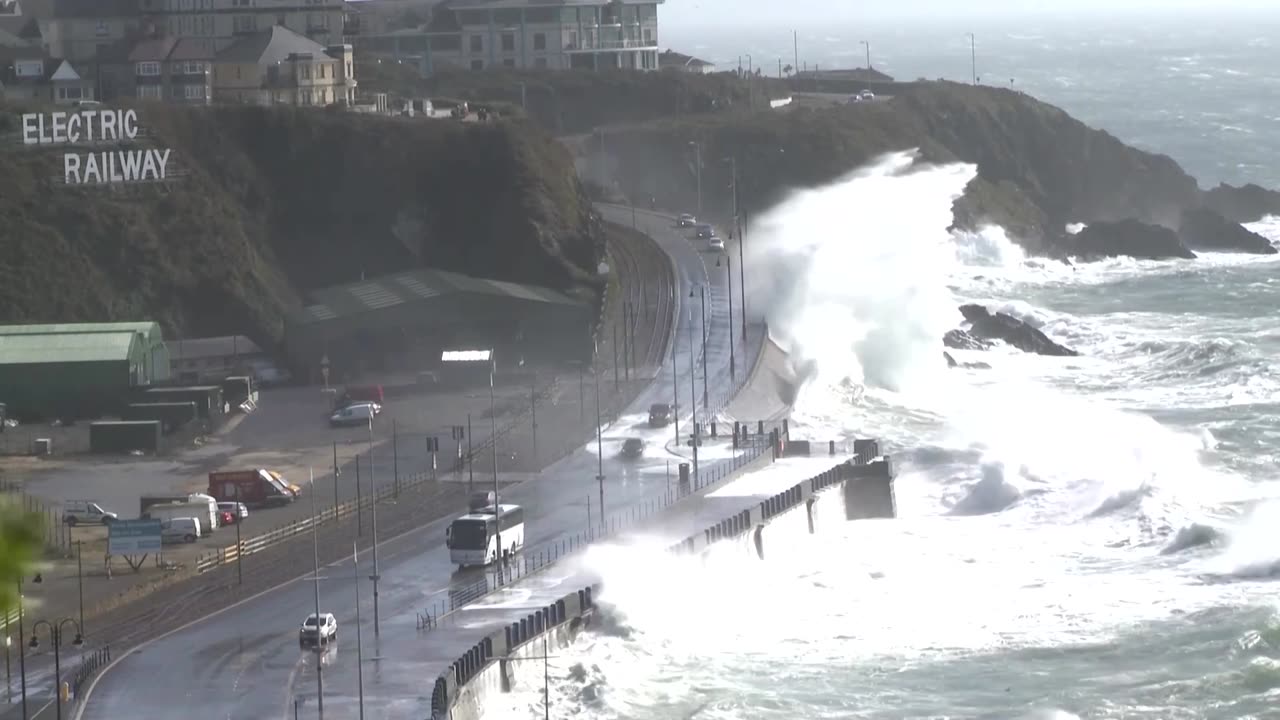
[17,579,26,718]
[352,541,366,720]
[718,256,736,377]
[698,287,709,408]
[861,40,871,70]
[365,418,381,636]
[593,350,605,534]
[670,319,680,447]
[686,305,699,482]
[27,618,83,720]
[489,358,503,572]
[75,542,84,636]
[308,470,325,718]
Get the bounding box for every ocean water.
[490,17,1280,720]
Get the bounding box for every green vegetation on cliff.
[0,103,599,350]
[357,62,788,136]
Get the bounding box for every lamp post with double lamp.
[27,618,83,720]
[364,416,381,635]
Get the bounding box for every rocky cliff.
[0,103,600,349]
[583,80,1277,259]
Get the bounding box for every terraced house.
[355,0,663,75]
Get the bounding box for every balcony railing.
[564,37,656,51]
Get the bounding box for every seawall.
[436,441,896,719]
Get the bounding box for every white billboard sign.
[19,109,174,186]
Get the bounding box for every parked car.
[621,438,646,459]
[648,403,675,427]
[709,236,725,251]
[217,501,249,522]
[677,213,696,227]
[218,510,236,527]
[694,223,716,240]
[300,613,338,646]
[63,500,118,526]
[859,89,875,100]
[330,403,376,428]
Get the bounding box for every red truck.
[336,384,383,409]
[208,469,295,508]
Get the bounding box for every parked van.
[62,500,118,526]
[160,517,201,544]
[146,502,215,534]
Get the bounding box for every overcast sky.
[662,0,1280,28]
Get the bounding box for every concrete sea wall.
[433,439,896,719]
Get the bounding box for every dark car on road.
[677,213,696,227]
[648,402,674,427]
[621,438,646,459]
[694,223,716,240]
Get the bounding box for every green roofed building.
[283,268,594,382]
[0,322,171,420]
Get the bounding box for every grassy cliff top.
[0,101,599,351]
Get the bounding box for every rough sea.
[493,12,1280,720]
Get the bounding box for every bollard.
[829,439,836,456]
[758,420,765,435]
[783,418,789,440]
[711,421,718,438]
[733,423,740,449]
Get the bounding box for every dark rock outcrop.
[1203,183,1280,224]
[957,304,1079,357]
[943,351,992,370]
[1069,219,1196,261]
[943,329,994,351]
[1177,207,1277,254]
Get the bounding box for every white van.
[63,500,118,526]
[186,493,220,532]
[147,502,215,535]
[160,517,201,544]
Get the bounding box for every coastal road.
[76,208,763,720]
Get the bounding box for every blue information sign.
[108,519,163,555]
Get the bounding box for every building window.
[502,58,515,68]
[302,65,311,79]
[526,7,555,23]
[500,32,514,52]
[470,59,483,70]
[138,84,162,99]
[57,86,84,100]
[469,34,482,53]
[136,61,161,76]
[180,61,206,75]
[533,32,545,51]
[184,84,206,100]
[15,60,42,77]
[567,31,578,49]
[233,14,255,33]
[643,28,653,44]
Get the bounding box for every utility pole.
[530,373,538,468]
[722,256,736,378]
[793,29,799,77]
[332,442,340,521]
[861,40,871,70]
[671,320,680,447]
[466,412,474,493]
[688,141,702,217]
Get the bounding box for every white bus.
[446,503,525,568]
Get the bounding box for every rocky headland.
[572,79,1279,262]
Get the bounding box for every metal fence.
[417,435,780,630]
[20,646,111,720]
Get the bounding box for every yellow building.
[212,24,354,106]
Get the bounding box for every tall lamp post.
[861,40,871,70]
[489,354,502,571]
[365,417,381,635]
[696,287,709,407]
[717,256,736,377]
[308,470,325,719]
[593,345,605,534]
[686,305,699,482]
[27,618,83,720]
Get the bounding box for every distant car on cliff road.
[648,402,675,427]
[677,213,696,227]
[709,236,725,252]
[694,223,716,240]
[859,90,875,101]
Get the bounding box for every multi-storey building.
[137,0,347,55]
[211,23,354,106]
[355,0,663,75]
[98,33,212,103]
